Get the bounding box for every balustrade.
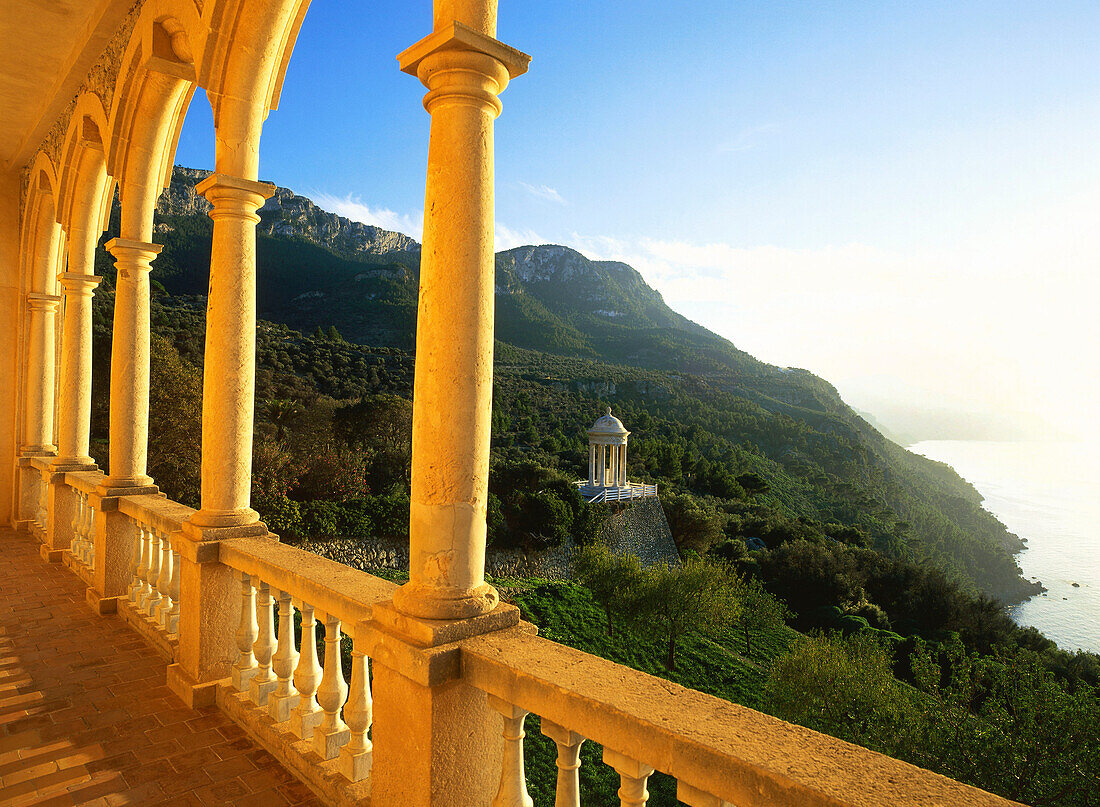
[220,547,379,785]
[28,478,1021,807]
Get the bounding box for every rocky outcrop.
[154,166,420,260]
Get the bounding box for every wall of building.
[0,171,21,527]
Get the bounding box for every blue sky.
[175,1,1100,439]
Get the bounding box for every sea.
[909,440,1100,654]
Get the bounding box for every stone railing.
[215,536,397,802]
[27,455,52,540]
[29,475,1023,807]
[116,494,194,656]
[462,628,1022,807]
[63,470,104,582]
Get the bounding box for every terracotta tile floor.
[0,529,324,807]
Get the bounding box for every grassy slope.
[501,579,799,806]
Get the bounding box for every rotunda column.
[53,267,101,467]
[589,443,595,486]
[393,23,529,620]
[23,293,61,453]
[186,174,274,528]
[620,442,628,487]
[102,238,161,488]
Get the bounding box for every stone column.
[172,174,274,708]
[393,21,529,621]
[101,238,161,490]
[53,271,101,468]
[620,442,628,487]
[598,444,606,487]
[588,444,595,486]
[23,293,61,453]
[187,174,274,528]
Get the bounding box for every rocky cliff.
[153,166,420,259]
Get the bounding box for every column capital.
[105,237,162,265]
[58,272,103,296]
[399,22,530,80]
[26,292,61,312]
[196,174,275,223]
[399,22,529,116]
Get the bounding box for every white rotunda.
[577,408,658,503]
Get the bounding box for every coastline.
[909,439,1100,654]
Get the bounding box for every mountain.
[96,166,1039,603]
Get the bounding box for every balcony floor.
[0,529,323,807]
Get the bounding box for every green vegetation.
[83,170,1100,804]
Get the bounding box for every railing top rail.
[219,536,398,634]
[462,630,1022,807]
[117,494,195,536]
[28,455,54,472]
[64,469,107,493]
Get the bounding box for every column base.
[100,474,155,490]
[86,588,118,615]
[95,480,159,497]
[187,507,261,529]
[167,662,219,708]
[392,580,500,621]
[50,457,98,471]
[39,544,64,563]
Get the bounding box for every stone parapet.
[462,630,1025,807]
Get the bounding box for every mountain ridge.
[112,166,1039,603]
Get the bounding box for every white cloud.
[568,184,1100,439]
[518,182,566,205]
[312,192,424,240]
[495,223,547,251]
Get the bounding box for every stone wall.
[296,535,575,581]
[599,495,680,567]
[296,495,677,580]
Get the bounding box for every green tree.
[639,557,740,670]
[730,575,790,657]
[147,335,202,507]
[764,632,913,756]
[661,492,724,554]
[572,543,644,637]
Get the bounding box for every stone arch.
[57,93,116,246]
[200,0,311,177]
[105,0,202,240]
[20,151,62,296]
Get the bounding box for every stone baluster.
[143,527,162,616]
[339,644,372,782]
[313,612,349,759]
[166,547,181,635]
[232,573,259,691]
[85,500,96,569]
[249,581,278,705]
[130,523,149,602]
[604,749,654,807]
[69,491,81,554]
[268,589,299,722]
[154,531,174,627]
[35,475,47,532]
[290,600,324,740]
[488,695,533,807]
[76,495,89,561]
[541,719,585,807]
[676,782,734,807]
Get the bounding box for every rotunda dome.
[588,407,629,436]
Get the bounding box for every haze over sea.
[910,440,1100,653]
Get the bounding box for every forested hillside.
[94,166,1038,604]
